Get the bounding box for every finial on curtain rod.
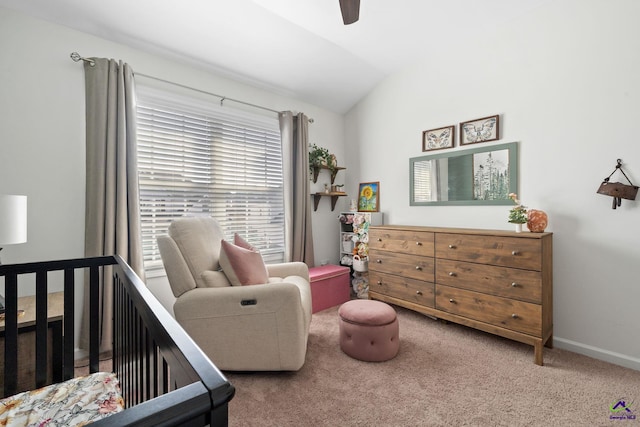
[70,52,95,67]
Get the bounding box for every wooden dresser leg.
[534,342,544,366]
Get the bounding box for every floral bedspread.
[0,372,124,426]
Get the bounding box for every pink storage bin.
[309,265,351,313]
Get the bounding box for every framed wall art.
[358,181,380,212]
[472,144,511,201]
[422,125,454,151]
[460,114,499,145]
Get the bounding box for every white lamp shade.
[0,195,27,245]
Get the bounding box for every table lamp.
[0,194,28,263]
[0,194,27,313]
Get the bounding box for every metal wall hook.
[596,159,638,209]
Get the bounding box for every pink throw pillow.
[233,233,256,251]
[219,239,269,286]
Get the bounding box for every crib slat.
[35,272,48,388]
[152,338,159,399]
[89,265,99,373]
[2,273,18,397]
[63,268,75,380]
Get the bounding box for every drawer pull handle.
[377,238,382,242]
[416,241,422,246]
[511,282,519,287]
[512,313,519,319]
[449,298,455,303]
[415,266,422,271]
[512,250,520,256]
[416,290,423,296]
[448,244,456,249]
[448,272,456,277]
[376,280,382,285]
[376,259,382,263]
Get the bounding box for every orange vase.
[527,209,548,233]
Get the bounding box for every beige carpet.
[225,305,640,427]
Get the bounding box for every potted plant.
[309,143,340,173]
[508,193,528,232]
[309,144,331,170]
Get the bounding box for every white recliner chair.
[157,216,312,371]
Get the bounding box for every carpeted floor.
[225,305,640,427]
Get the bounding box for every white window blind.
[136,86,285,273]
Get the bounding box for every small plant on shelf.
[309,144,331,170]
[309,143,339,176]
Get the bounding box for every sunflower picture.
[358,181,379,212]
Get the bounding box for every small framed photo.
[358,181,379,212]
[422,125,455,151]
[460,115,499,145]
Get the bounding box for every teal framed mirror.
[410,142,518,206]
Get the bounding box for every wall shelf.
[313,192,347,211]
[312,165,346,184]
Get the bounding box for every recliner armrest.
[266,262,309,281]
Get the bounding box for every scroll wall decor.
[596,159,638,209]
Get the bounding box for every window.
[136,86,284,273]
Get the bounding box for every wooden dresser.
[368,225,552,365]
[0,292,64,396]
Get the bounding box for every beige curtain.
[280,112,315,266]
[81,58,144,354]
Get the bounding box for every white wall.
[0,6,344,344]
[344,0,640,369]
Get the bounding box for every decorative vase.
[514,223,523,233]
[527,209,548,233]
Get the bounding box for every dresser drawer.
[435,233,542,271]
[435,259,542,304]
[370,271,435,307]
[435,285,541,336]
[369,228,434,257]
[369,249,434,281]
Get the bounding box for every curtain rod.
[70,52,95,67]
[69,52,314,122]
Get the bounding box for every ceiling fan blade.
[339,0,360,25]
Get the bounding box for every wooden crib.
[0,255,235,426]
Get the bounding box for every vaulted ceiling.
[0,0,550,113]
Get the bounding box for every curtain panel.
[280,112,315,266]
[81,58,144,354]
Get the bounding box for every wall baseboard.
[554,338,640,371]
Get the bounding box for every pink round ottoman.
[338,299,399,362]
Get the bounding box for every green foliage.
[508,206,528,224]
[309,144,331,167]
[507,193,528,224]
